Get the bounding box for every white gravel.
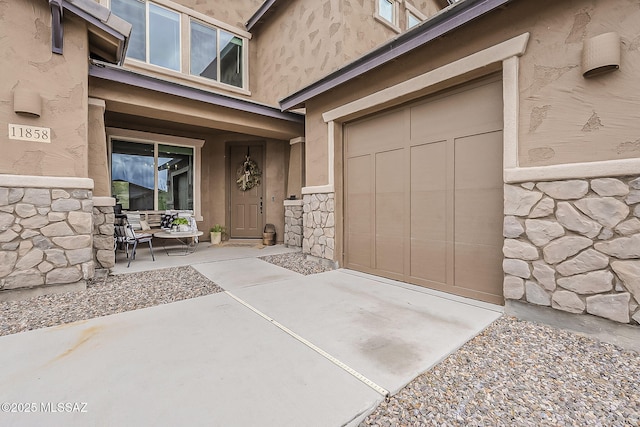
[361,315,640,427]
[0,266,222,337]
[259,252,334,275]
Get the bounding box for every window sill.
[124,59,252,97]
[374,14,401,33]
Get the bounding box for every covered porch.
[87,62,306,270]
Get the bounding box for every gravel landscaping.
[2,253,638,426]
[259,252,334,275]
[361,315,640,427]
[0,266,222,337]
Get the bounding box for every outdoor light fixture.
[13,88,42,118]
[582,32,620,78]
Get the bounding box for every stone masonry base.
[503,176,640,327]
[302,193,335,261]
[0,181,95,301]
[284,200,303,248]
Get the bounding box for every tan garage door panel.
[410,141,448,284]
[345,77,504,304]
[346,154,373,269]
[375,149,405,276]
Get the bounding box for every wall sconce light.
[13,88,42,118]
[582,32,620,78]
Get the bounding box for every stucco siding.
[517,0,640,166]
[0,0,89,178]
[250,0,442,105]
[302,0,640,186]
[175,0,263,30]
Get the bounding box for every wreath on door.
[236,155,262,191]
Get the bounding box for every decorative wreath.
[236,155,262,191]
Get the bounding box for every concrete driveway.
[0,250,502,426]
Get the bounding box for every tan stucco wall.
[249,0,442,105]
[286,140,305,199]
[201,137,227,236]
[265,139,287,242]
[302,0,640,188]
[517,0,640,166]
[0,0,89,178]
[175,0,263,30]
[87,99,110,196]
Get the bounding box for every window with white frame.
[405,1,427,30]
[407,12,421,29]
[111,140,194,211]
[375,0,400,32]
[378,0,394,23]
[111,0,180,71]
[110,0,246,89]
[190,20,244,88]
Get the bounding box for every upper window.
[111,0,180,71]
[407,12,421,29]
[374,0,400,32]
[378,0,394,23]
[110,0,247,90]
[190,21,244,88]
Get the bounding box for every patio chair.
[115,224,155,267]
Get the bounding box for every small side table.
[153,230,204,256]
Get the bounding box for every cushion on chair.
[126,212,142,230]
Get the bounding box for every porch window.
[190,21,244,88]
[111,140,194,211]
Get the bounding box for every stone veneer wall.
[92,197,115,270]
[503,176,640,325]
[284,200,303,248]
[302,193,335,261]
[0,185,94,300]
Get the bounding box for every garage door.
[344,77,504,304]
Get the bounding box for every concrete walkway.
[0,247,502,427]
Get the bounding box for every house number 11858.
[8,124,51,143]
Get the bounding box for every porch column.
[287,137,305,199]
[87,98,110,197]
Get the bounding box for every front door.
[229,144,264,238]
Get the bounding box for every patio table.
[153,230,204,256]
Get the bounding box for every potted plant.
[172,217,190,232]
[210,224,225,245]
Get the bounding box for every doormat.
[219,242,265,249]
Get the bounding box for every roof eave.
[245,0,280,32]
[62,0,131,64]
[279,0,514,111]
[89,61,304,124]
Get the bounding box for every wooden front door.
[229,144,264,238]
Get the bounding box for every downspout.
[49,0,63,54]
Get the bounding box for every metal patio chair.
[115,224,155,267]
